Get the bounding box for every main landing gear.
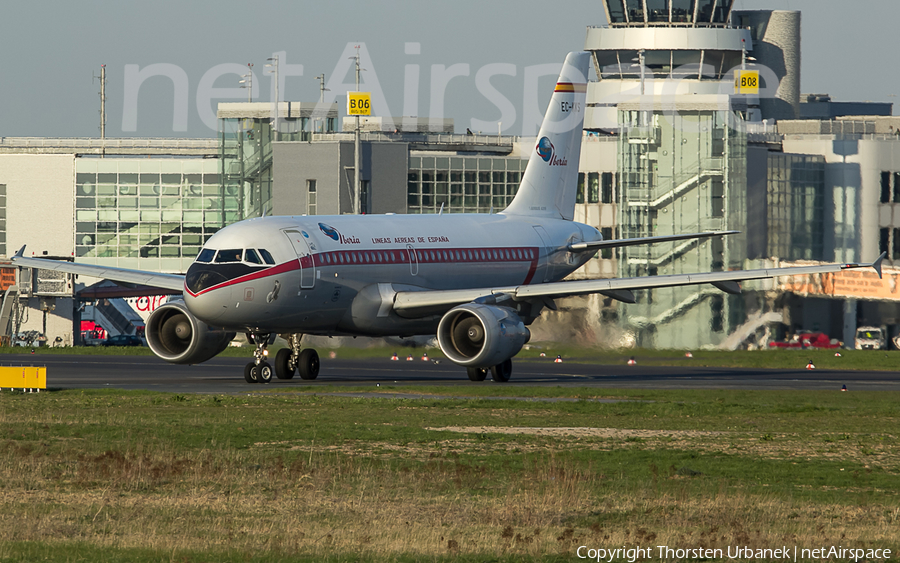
[466,359,512,382]
[243,333,320,384]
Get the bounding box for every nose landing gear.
[243,333,274,384]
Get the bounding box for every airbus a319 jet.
[13,52,885,384]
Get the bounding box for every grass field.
[0,386,897,562]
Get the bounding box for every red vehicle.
[768,332,841,349]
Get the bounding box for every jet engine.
[146,301,235,364]
[436,304,530,369]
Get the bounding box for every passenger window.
[244,249,262,264]
[258,249,276,265]
[196,248,215,263]
[215,249,242,263]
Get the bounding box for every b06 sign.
[347,92,372,116]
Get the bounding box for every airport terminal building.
[2,1,899,350]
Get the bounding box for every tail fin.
[503,51,590,221]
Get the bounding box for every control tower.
[585,0,750,130]
[582,2,804,348]
[584,1,800,128]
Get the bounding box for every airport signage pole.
[348,47,367,214]
[347,91,371,214]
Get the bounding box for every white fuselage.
[183,213,601,336]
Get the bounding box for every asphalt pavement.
[1,353,896,393]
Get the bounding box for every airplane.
[12,51,885,384]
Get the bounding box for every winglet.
[873,251,886,279]
[12,245,25,261]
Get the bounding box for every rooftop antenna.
[316,73,328,103]
[92,64,107,157]
[315,73,330,132]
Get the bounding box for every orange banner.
[780,268,900,301]
[0,267,15,292]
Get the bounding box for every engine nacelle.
[146,301,235,364]
[436,304,530,369]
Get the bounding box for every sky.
[0,0,896,138]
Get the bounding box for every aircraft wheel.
[490,359,512,382]
[244,362,259,384]
[275,349,295,379]
[298,349,320,380]
[466,367,488,381]
[258,362,273,384]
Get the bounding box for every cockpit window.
[196,248,216,263]
[214,249,243,263]
[244,249,262,264]
[258,249,276,265]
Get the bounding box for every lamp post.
[239,63,253,102]
[266,56,279,141]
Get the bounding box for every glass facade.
[617,107,747,348]
[219,117,274,220]
[406,156,527,214]
[219,104,338,220]
[75,159,232,272]
[766,153,825,261]
[595,49,742,81]
[605,0,734,26]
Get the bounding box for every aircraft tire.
[466,367,488,381]
[244,362,258,384]
[258,362,273,384]
[490,359,512,382]
[275,349,295,379]
[298,349,320,380]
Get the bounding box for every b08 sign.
[734,70,759,94]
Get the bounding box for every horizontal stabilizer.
[568,231,739,253]
[599,289,636,304]
[711,280,741,295]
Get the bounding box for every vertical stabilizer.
[503,51,589,221]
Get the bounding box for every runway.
[1,353,897,393]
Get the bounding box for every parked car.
[768,332,841,349]
[101,334,144,347]
[855,326,887,350]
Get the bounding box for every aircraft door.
[406,244,418,276]
[532,226,554,283]
[282,229,316,289]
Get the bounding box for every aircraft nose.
[185,290,226,322]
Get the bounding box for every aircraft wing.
[392,253,886,316]
[567,230,739,252]
[11,246,185,293]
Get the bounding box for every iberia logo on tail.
[535,136,568,166]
